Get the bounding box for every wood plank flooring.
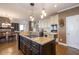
[0,41,79,55]
[56,44,79,55]
[0,41,23,55]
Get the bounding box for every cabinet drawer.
[31,41,40,49]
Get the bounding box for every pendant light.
[30,3,35,21]
[41,4,47,19]
[42,8,47,16]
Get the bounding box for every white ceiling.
[0,3,79,21]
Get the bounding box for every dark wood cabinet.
[19,36,32,55]
[40,40,56,55]
[26,46,32,55]
[19,35,56,55]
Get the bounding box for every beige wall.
[59,6,79,43]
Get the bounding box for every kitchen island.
[18,32,56,55]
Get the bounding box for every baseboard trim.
[58,42,67,46]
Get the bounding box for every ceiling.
[0,3,79,21]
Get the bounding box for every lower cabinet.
[31,47,40,55]
[24,45,32,55]
[40,40,56,55]
[26,47,32,55]
[19,35,56,55]
[19,41,26,54]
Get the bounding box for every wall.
[38,14,59,32]
[59,6,79,43]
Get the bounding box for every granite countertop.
[20,32,54,45]
[32,37,53,45]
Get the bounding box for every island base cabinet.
[52,40,56,55]
[25,46,32,55]
[40,40,56,55]
[19,42,26,54]
[19,35,56,55]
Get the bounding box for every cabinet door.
[51,40,56,55]
[19,36,24,50]
[26,47,32,55]
[19,36,26,54]
[31,46,40,55]
[20,41,23,51]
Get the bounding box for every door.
[66,15,79,49]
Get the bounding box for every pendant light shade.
[41,7,47,19]
[30,3,35,21]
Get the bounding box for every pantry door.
[66,15,79,49]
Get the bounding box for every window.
[19,24,24,31]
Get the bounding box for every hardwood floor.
[0,41,79,55]
[56,44,79,55]
[0,41,23,55]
